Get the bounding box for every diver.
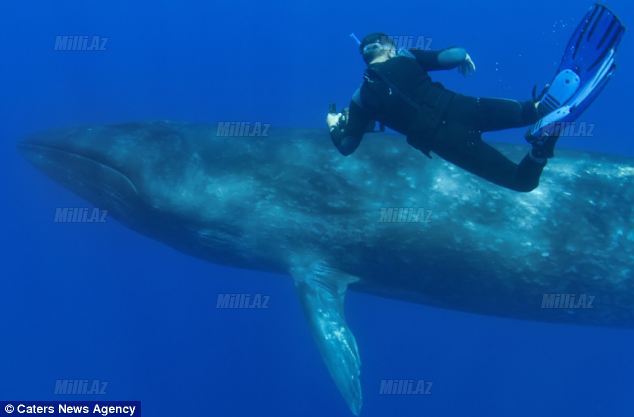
[327,5,624,192]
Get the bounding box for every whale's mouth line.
[18,142,139,195]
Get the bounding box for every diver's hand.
[327,112,344,131]
[458,53,476,77]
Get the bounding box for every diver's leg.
[472,97,540,132]
[431,124,546,192]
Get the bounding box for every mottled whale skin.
[18,122,634,414]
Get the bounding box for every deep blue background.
[1,0,633,416]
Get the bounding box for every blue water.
[1,0,633,416]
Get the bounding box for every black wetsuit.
[330,49,546,192]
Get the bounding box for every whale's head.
[19,123,146,217]
[19,122,201,216]
[18,122,261,241]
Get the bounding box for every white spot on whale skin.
[617,166,634,177]
[463,221,477,231]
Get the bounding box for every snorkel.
[350,33,362,46]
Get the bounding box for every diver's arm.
[411,48,476,75]
[329,124,362,156]
[327,101,371,156]
[438,48,468,68]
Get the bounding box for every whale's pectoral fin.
[290,259,362,415]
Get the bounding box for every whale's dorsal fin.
[289,257,362,415]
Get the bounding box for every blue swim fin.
[528,3,626,140]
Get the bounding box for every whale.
[18,121,634,414]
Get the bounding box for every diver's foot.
[527,70,580,129]
[536,70,580,116]
[531,84,550,119]
[526,131,560,161]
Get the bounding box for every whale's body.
[18,122,634,414]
